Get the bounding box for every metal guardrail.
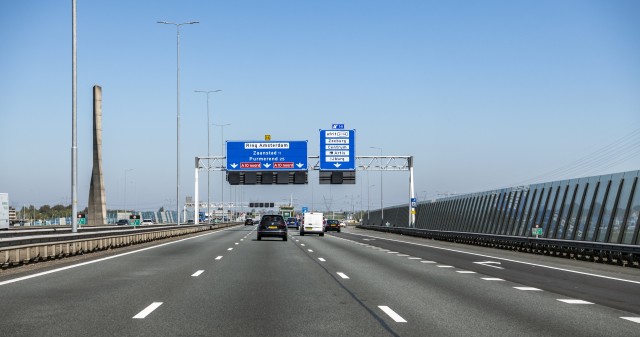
[1,223,240,269]
[357,225,640,268]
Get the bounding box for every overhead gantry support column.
[195,157,200,224]
[409,156,415,228]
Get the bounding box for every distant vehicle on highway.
[301,212,324,236]
[244,218,254,226]
[116,219,129,226]
[286,217,299,229]
[142,219,154,225]
[257,214,287,241]
[325,219,341,232]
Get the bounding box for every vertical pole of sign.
[409,156,415,228]
[195,157,199,224]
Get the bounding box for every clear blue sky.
[1,0,639,213]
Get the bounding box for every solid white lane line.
[378,306,407,323]
[318,258,326,262]
[437,265,453,268]
[620,317,640,323]
[456,271,476,274]
[420,261,436,264]
[482,278,504,281]
[192,270,205,277]
[348,232,640,285]
[557,299,593,304]
[215,256,223,260]
[133,302,163,319]
[308,249,314,252]
[227,248,233,251]
[408,257,421,260]
[337,272,350,279]
[514,287,541,291]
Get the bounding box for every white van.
[301,212,324,236]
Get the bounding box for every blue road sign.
[332,124,345,129]
[411,198,417,207]
[226,141,308,171]
[302,207,308,214]
[319,129,355,170]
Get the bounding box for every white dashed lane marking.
[621,317,640,323]
[482,278,504,281]
[557,299,593,304]
[133,302,163,319]
[227,248,233,251]
[191,270,205,277]
[420,261,436,264]
[408,257,421,260]
[397,254,409,257]
[337,272,350,279]
[378,306,407,323]
[318,258,326,262]
[308,249,314,252]
[437,265,453,268]
[514,287,542,291]
[215,256,223,260]
[456,271,476,274]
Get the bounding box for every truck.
[300,212,324,236]
[1,193,9,230]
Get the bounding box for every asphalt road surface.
[1,225,639,336]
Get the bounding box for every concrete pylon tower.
[88,85,107,225]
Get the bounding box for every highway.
[1,225,639,336]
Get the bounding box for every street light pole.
[370,146,383,223]
[214,123,231,221]
[71,0,78,233]
[157,20,199,225]
[195,90,221,223]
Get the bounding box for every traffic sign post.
[319,129,355,171]
[226,141,308,171]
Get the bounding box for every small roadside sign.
[532,228,543,236]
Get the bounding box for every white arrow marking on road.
[263,163,271,168]
[474,261,504,269]
[230,163,238,168]
[334,163,342,168]
[296,163,304,168]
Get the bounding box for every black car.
[116,219,129,226]
[324,219,341,232]
[244,218,254,226]
[257,214,287,241]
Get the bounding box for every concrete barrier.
[1,223,239,269]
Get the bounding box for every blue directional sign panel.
[319,129,355,170]
[332,124,345,129]
[226,141,308,171]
